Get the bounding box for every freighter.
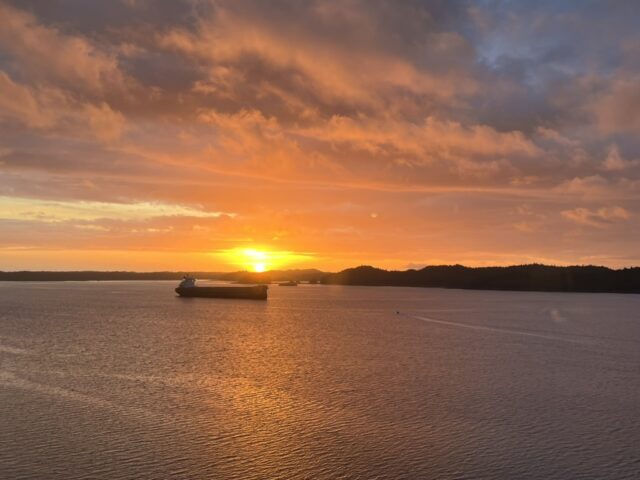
[175,276,268,300]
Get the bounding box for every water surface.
[1,282,639,479]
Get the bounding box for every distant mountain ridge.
[1,264,640,293]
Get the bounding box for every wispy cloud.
[561,206,631,228]
[0,196,234,223]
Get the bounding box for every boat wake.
[404,313,585,345]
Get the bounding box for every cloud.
[554,175,612,197]
[602,144,640,171]
[593,76,640,134]
[561,206,631,228]
[0,71,57,128]
[0,196,234,223]
[0,2,127,93]
[0,71,126,142]
[84,103,126,142]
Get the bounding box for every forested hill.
[323,264,640,293]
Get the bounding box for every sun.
[215,247,314,272]
[237,248,270,272]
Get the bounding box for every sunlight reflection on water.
[1,281,639,479]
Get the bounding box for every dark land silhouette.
[2,264,640,293]
[324,264,640,293]
[0,269,325,284]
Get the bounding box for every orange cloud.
[561,206,631,227]
[0,3,127,93]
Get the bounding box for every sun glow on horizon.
[215,247,315,272]
[244,249,268,272]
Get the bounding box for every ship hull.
[175,285,268,300]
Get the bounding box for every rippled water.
[1,281,640,479]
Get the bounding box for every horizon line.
[2,262,640,275]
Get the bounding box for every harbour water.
[1,281,639,479]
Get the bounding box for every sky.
[1,0,640,272]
